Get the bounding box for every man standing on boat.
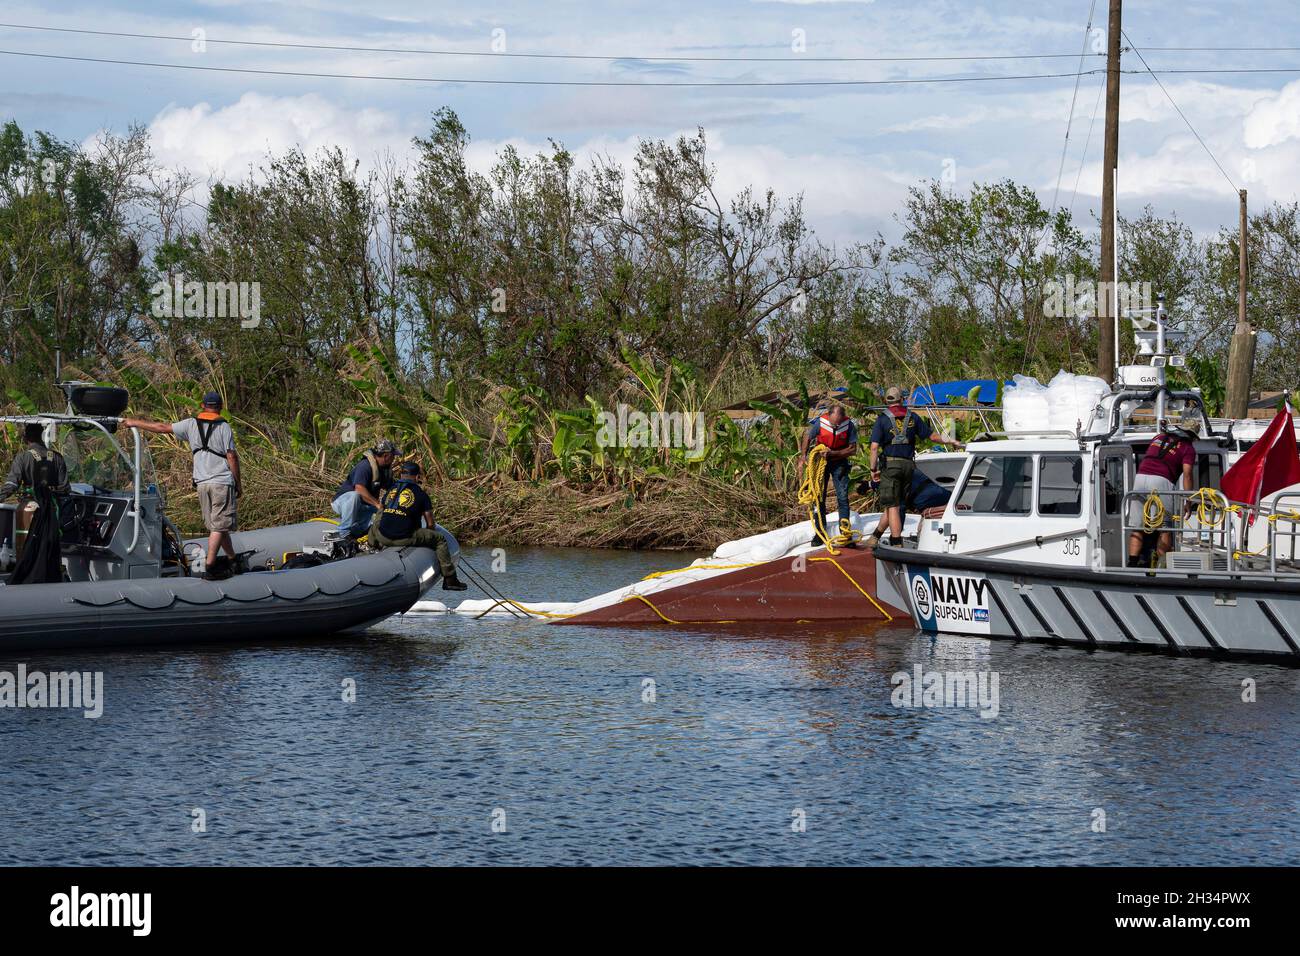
[1127,416,1198,568]
[123,392,241,580]
[2,423,71,585]
[865,386,963,550]
[0,423,70,501]
[367,461,467,591]
[331,439,398,543]
[797,402,859,546]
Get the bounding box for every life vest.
[189,412,229,462]
[880,408,921,459]
[361,450,390,497]
[28,445,55,494]
[815,417,855,451]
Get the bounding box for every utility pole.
[1097,0,1122,382]
[1224,188,1255,418]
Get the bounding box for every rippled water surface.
[2,546,1297,865]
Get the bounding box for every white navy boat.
[873,311,1300,664]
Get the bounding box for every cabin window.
[1197,453,1223,490]
[1037,455,1083,516]
[955,455,1033,515]
[1102,455,1126,515]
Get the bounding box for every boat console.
[1,394,166,583]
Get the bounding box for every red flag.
[1221,407,1300,506]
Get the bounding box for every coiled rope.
[797,444,859,554]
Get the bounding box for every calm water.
[1,546,1297,866]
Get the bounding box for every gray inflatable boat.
[1,390,455,651]
[0,548,441,652]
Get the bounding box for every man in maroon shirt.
[1127,419,1197,567]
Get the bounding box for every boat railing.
[1118,487,1300,579]
[1260,492,1300,574]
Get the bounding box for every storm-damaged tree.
[618,129,844,390]
[155,146,382,420]
[0,121,152,403]
[892,179,1093,379]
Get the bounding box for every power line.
[1049,0,1099,221]
[1068,72,1106,216]
[0,48,1109,87]
[1143,46,1300,52]
[0,21,1106,63]
[1148,67,1300,74]
[1122,31,1239,193]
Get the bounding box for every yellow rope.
[619,593,738,625]
[1187,487,1238,528]
[641,562,761,580]
[468,598,577,620]
[1232,509,1300,561]
[808,556,895,622]
[1140,491,1170,533]
[796,444,859,554]
[1142,487,1242,533]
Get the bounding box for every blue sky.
[3,0,1299,244]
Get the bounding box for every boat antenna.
[55,347,61,382]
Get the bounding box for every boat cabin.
[913,387,1300,578]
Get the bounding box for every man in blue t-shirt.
[865,386,963,549]
[367,461,467,591]
[331,439,398,540]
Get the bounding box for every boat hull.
[874,544,1300,663]
[0,548,439,652]
[561,545,905,625]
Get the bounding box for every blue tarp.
[908,379,1006,406]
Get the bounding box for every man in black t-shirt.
[367,461,467,591]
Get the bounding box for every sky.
[2,0,1299,246]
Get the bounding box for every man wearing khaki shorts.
[124,391,242,580]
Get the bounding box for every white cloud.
[117,92,910,243]
[139,92,422,182]
[1243,78,1300,148]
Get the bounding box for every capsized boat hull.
[0,548,439,652]
[560,545,905,626]
[873,544,1300,663]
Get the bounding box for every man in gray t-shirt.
[123,391,242,580]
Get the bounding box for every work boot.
[442,573,468,592]
[203,557,232,581]
[865,532,882,550]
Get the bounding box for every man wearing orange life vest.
[797,403,859,546]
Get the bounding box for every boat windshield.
[58,423,156,495]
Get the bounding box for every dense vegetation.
[1,111,1295,545]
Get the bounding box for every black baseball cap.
[399,461,422,477]
[202,391,223,408]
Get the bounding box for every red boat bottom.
[558,546,907,625]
